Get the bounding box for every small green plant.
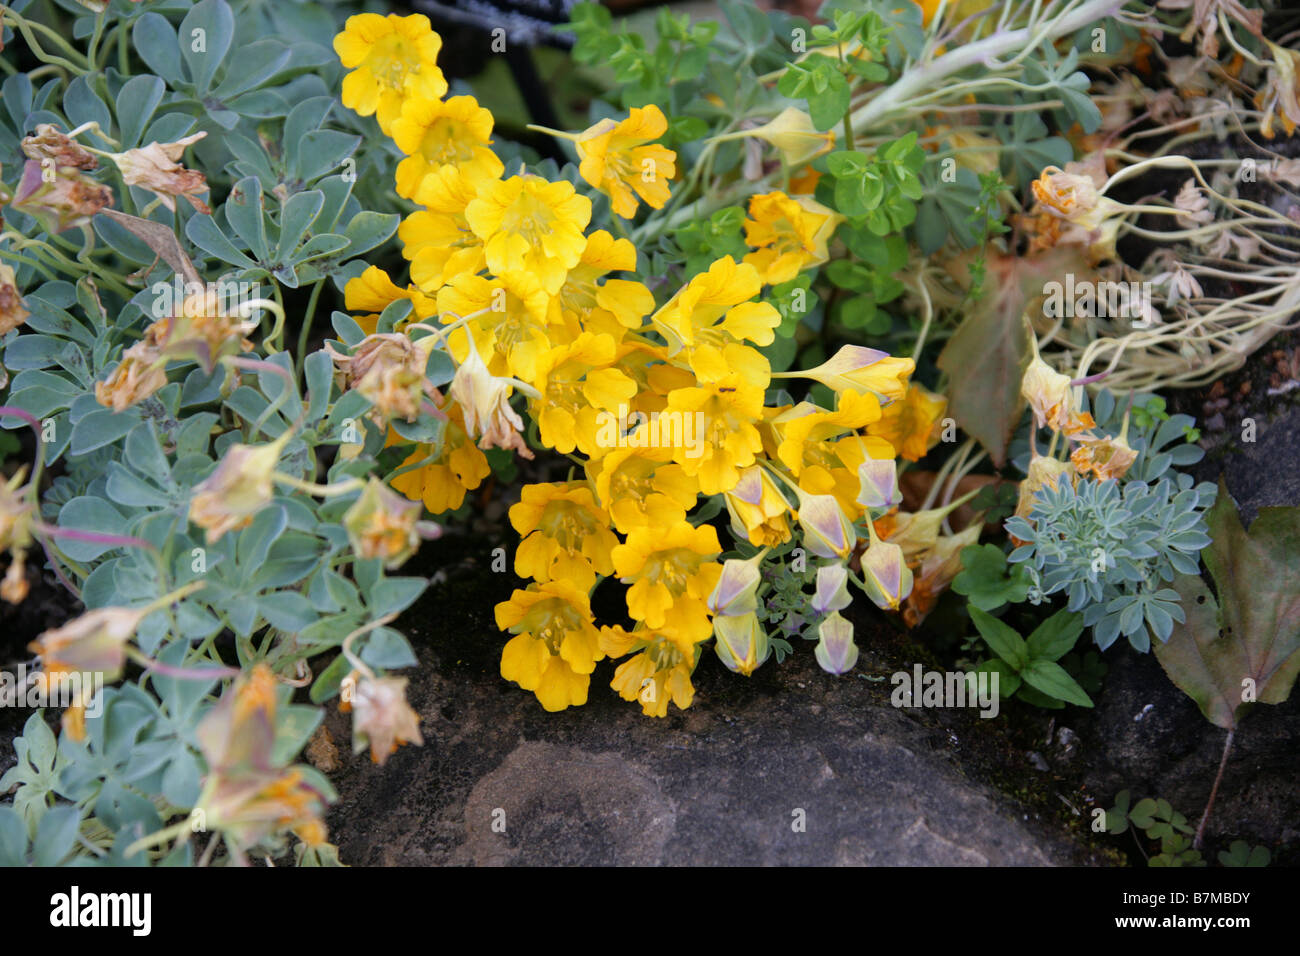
[969,606,1092,709]
[1006,476,1214,652]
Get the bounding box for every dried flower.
[107,132,210,213]
[10,159,113,233]
[21,123,98,170]
[331,333,428,424]
[343,477,424,568]
[341,672,423,765]
[188,436,288,543]
[0,264,29,334]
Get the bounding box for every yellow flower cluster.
[335,15,935,716]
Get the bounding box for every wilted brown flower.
[343,477,425,568]
[94,339,167,411]
[108,132,210,213]
[150,286,256,373]
[330,333,428,424]
[0,264,29,334]
[340,671,423,765]
[21,123,98,171]
[10,159,113,232]
[188,436,287,543]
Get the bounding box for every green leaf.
[1020,659,1093,707]
[1025,609,1084,662]
[133,14,184,85]
[224,176,270,263]
[969,606,1029,671]
[180,0,236,96]
[33,805,81,867]
[114,75,165,149]
[1154,482,1300,730]
[952,544,1031,610]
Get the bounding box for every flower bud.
[811,563,851,615]
[713,612,770,676]
[814,611,859,674]
[707,551,765,616]
[724,465,791,547]
[744,107,835,166]
[860,532,913,612]
[795,491,856,560]
[856,456,900,509]
[801,345,914,402]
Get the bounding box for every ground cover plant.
[0,0,1296,868]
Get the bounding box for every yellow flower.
[723,464,792,547]
[400,166,487,292]
[574,105,676,219]
[496,581,603,711]
[611,522,721,641]
[664,372,767,495]
[602,625,701,717]
[436,271,553,379]
[390,94,504,198]
[510,331,635,456]
[509,481,618,590]
[650,256,780,359]
[867,382,947,462]
[464,174,592,294]
[551,230,653,339]
[344,265,437,324]
[587,445,699,534]
[742,191,841,285]
[388,407,491,514]
[772,389,882,477]
[334,13,447,134]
